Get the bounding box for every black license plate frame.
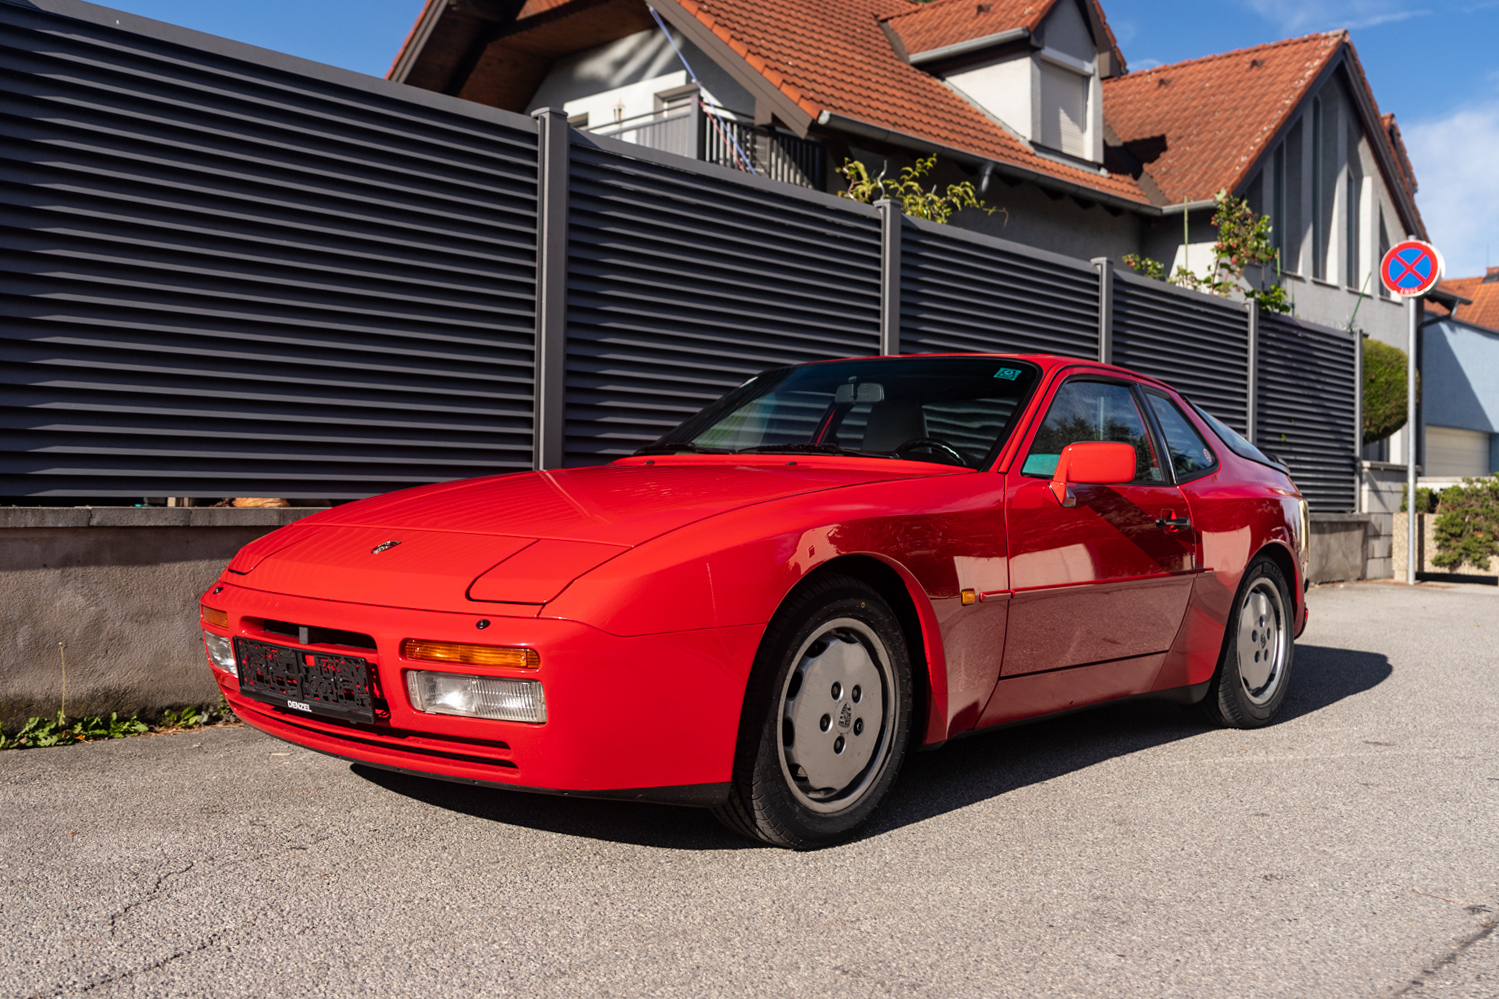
[234,638,375,725]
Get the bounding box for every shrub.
[1431,475,1499,571]
[1400,484,1437,513]
[1364,339,1415,446]
[837,155,1004,224]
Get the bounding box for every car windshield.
[643,358,1042,469]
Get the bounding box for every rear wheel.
[1196,555,1294,728]
[714,575,912,848]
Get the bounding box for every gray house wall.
[1422,317,1499,475]
[1244,71,1409,350]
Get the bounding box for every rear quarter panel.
[1153,443,1306,692]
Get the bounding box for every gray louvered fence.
[562,135,881,466]
[0,0,1360,510]
[1112,269,1252,434]
[1256,312,1360,511]
[0,0,540,498]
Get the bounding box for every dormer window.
[1037,49,1094,160]
[891,0,1109,167]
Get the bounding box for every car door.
[999,375,1200,677]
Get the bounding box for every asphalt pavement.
[2,581,1496,998]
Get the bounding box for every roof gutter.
[907,28,1030,66]
[816,110,1169,217]
[1159,200,1218,215]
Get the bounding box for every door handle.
[1155,514,1191,531]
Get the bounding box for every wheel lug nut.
[851,685,861,703]
[853,718,863,736]
[819,714,831,732]
[830,681,842,700]
[834,736,845,754]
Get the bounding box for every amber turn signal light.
[401,639,539,669]
[200,605,229,629]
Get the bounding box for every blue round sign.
[1380,240,1444,298]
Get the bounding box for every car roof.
[794,353,1178,394]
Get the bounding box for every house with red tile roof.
[389,0,1426,348]
[1433,269,1499,334]
[1412,269,1499,480]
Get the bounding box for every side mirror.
[1049,441,1137,506]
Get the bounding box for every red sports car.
[200,354,1308,848]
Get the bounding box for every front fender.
[542,473,1011,743]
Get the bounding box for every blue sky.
[108,0,1499,277]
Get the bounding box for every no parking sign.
[1380,240,1445,298]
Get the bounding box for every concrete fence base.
[1392,512,1497,583]
[0,508,318,732]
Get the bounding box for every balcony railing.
[586,101,825,191]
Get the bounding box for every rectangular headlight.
[203,629,237,677]
[401,639,538,670]
[405,670,546,724]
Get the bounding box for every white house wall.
[945,54,1036,143]
[526,28,753,126]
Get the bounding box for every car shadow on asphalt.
[350,642,1390,851]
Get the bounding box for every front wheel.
[714,575,912,848]
[1196,555,1295,728]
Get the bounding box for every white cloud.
[1402,101,1499,277]
[1241,0,1427,32]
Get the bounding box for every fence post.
[532,107,570,471]
[877,199,901,355]
[1245,298,1259,444]
[875,198,905,354]
[1091,257,1113,364]
[1352,329,1363,513]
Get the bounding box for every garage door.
[1425,425,1492,477]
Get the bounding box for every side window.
[1146,391,1219,480]
[1020,380,1164,482]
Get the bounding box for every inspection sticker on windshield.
[993,368,1022,380]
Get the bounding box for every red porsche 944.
[200,355,1308,847]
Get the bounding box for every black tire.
[713,574,913,849]
[1195,555,1295,728]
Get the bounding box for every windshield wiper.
[634,443,733,455]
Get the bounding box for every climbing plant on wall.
[837,155,1004,224]
[1124,189,1291,314]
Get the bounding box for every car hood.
[309,458,956,545]
[227,458,960,611]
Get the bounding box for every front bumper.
[205,581,761,804]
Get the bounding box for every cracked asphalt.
[2,581,1496,998]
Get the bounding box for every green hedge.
[1363,339,1415,446]
[1431,476,1499,571]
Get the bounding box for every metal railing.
[586,101,825,190]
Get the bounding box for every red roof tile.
[673,0,1152,203]
[884,0,1057,57]
[1435,271,1499,332]
[392,0,1414,226]
[1102,33,1342,204]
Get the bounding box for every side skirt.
[945,679,1212,742]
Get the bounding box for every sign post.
[1379,239,1445,584]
